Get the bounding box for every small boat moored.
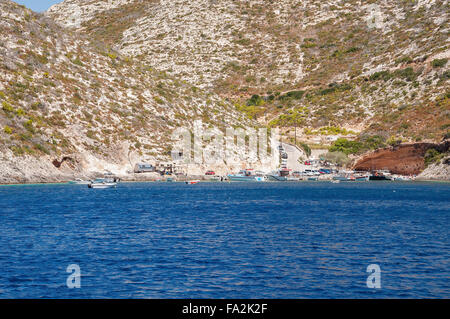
[88,174,120,189]
[369,170,393,181]
[185,180,200,185]
[355,175,370,182]
[88,180,118,189]
[228,169,257,182]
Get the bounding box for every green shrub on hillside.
[323,151,351,166]
[24,119,34,132]
[394,67,418,82]
[299,143,311,157]
[108,53,118,60]
[278,90,305,101]
[246,94,265,106]
[387,136,403,146]
[431,58,448,68]
[72,58,83,66]
[329,138,363,155]
[318,83,352,96]
[301,39,316,48]
[305,126,356,136]
[300,42,316,49]
[345,47,360,53]
[154,97,164,104]
[370,70,391,81]
[359,135,386,150]
[10,145,24,156]
[424,149,443,167]
[2,101,14,113]
[396,56,412,65]
[369,67,419,82]
[4,126,13,134]
[235,102,260,119]
[35,53,49,65]
[16,108,25,117]
[34,143,50,155]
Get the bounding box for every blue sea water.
[0,181,448,299]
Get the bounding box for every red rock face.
[353,142,449,175]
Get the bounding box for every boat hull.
[333,176,352,181]
[267,175,287,182]
[88,183,117,189]
[369,176,392,181]
[228,175,256,182]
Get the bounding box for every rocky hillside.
[47,0,449,142]
[353,141,449,175]
[0,0,252,183]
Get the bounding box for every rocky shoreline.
[352,141,450,180]
[1,140,449,185]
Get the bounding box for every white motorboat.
[88,182,117,189]
[88,177,119,189]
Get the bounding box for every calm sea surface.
[0,181,448,298]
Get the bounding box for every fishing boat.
[369,170,393,181]
[228,169,257,182]
[185,180,200,185]
[333,175,349,181]
[355,175,370,182]
[333,171,369,182]
[88,178,118,189]
[332,175,354,182]
[88,174,120,189]
[266,168,290,182]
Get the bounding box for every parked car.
[205,170,215,175]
